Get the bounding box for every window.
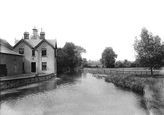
[42,48,46,56]
[32,49,35,56]
[19,48,24,54]
[42,62,47,70]
[22,62,25,73]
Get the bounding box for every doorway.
[0,64,7,77]
[31,62,36,72]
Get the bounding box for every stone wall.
[0,73,55,91]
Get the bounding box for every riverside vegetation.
[85,68,164,115]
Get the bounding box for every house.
[13,27,57,75]
[0,38,23,76]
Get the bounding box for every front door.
[31,62,36,72]
[0,64,7,76]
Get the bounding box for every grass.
[86,67,161,76]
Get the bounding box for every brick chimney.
[24,32,29,39]
[40,29,45,39]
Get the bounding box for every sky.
[0,0,164,61]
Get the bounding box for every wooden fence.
[84,68,161,76]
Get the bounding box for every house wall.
[14,41,57,74]
[36,42,55,74]
[0,53,23,76]
[14,43,37,73]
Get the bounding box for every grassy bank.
[85,68,164,115]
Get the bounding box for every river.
[0,72,148,115]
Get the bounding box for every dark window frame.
[42,62,47,70]
[41,48,47,56]
[19,48,24,54]
[32,49,35,56]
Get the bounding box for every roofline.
[13,39,33,49]
[35,39,55,49]
[0,52,23,57]
[13,39,56,50]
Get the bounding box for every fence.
[84,68,161,76]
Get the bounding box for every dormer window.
[19,48,24,54]
[42,48,47,56]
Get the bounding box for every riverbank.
[85,68,164,115]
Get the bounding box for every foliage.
[57,42,86,74]
[134,27,164,75]
[56,48,68,74]
[81,58,88,67]
[115,60,123,68]
[100,47,117,68]
[115,59,134,68]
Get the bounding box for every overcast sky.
[0,0,164,61]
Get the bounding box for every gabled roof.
[14,38,56,50]
[0,38,22,56]
[35,39,55,49]
[13,39,33,49]
[25,39,42,47]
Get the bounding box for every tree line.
[57,27,164,75]
[83,27,164,75]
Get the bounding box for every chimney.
[24,32,29,39]
[40,29,45,39]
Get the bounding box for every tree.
[82,58,88,67]
[115,60,123,68]
[115,60,132,68]
[134,28,164,75]
[57,48,69,74]
[57,42,86,74]
[100,47,117,68]
[123,59,131,67]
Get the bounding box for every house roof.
[35,39,55,49]
[13,39,33,49]
[25,39,42,47]
[14,38,56,49]
[0,38,22,56]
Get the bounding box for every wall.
[0,73,55,90]
[36,42,55,74]
[14,42,36,73]
[0,53,23,76]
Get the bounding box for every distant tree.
[123,59,131,67]
[87,60,102,68]
[82,58,88,67]
[130,61,137,67]
[134,28,164,75]
[100,47,117,68]
[115,61,123,68]
[115,59,132,68]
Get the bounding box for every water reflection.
[0,72,82,103]
[0,72,148,115]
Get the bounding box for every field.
[87,67,162,76]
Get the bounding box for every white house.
[14,27,57,75]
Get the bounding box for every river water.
[0,72,148,115]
